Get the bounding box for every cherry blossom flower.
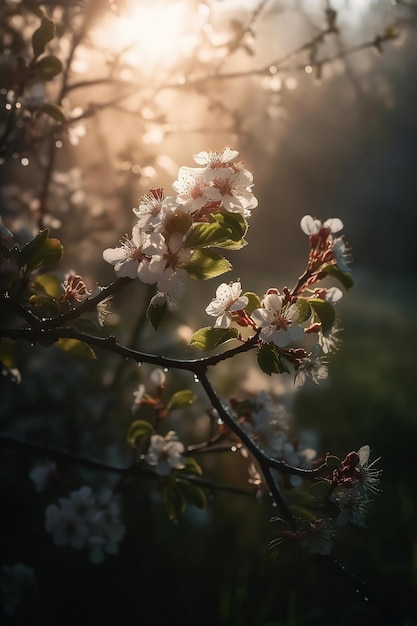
[295,345,328,386]
[332,237,351,272]
[300,215,343,236]
[193,148,240,167]
[206,281,249,327]
[45,486,125,563]
[205,166,258,215]
[251,293,305,348]
[172,166,212,214]
[63,272,91,303]
[145,431,185,476]
[103,225,165,281]
[133,188,177,230]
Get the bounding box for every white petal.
[300,215,320,235]
[324,217,343,233]
[358,445,370,466]
[103,247,126,265]
[263,293,282,315]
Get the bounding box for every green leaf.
[166,390,197,411]
[294,298,311,322]
[320,264,354,290]
[325,455,341,471]
[243,292,261,315]
[32,17,54,57]
[182,457,203,476]
[308,481,331,499]
[28,293,60,315]
[257,343,289,375]
[147,299,167,330]
[181,250,231,280]
[33,273,62,299]
[308,298,335,334]
[184,222,230,249]
[189,326,238,351]
[18,231,63,273]
[37,102,66,123]
[289,505,318,523]
[126,419,154,446]
[54,338,96,359]
[213,237,247,251]
[18,229,49,268]
[176,480,207,510]
[213,211,248,241]
[32,55,62,81]
[164,482,186,521]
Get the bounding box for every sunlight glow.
[94,1,201,71]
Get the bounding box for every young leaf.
[164,482,186,521]
[37,102,66,123]
[176,480,207,510]
[320,264,354,290]
[184,222,230,249]
[308,481,331,499]
[181,250,231,280]
[32,17,54,58]
[166,390,197,411]
[294,298,311,322]
[182,457,203,476]
[212,211,247,241]
[243,291,261,315]
[189,326,238,351]
[54,338,96,359]
[127,420,154,446]
[32,55,63,81]
[308,298,335,334]
[257,343,289,375]
[17,229,49,268]
[147,300,167,330]
[33,273,63,299]
[26,237,63,272]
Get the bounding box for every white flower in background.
[206,281,249,328]
[29,460,57,492]
[319,324,341,354]
[96,295,114,327]
[145,431,185,476]
[300,215,344,236]
[251,293,305,348]
[132,383,146,411]
[322,286,343,304]
[356,444,382,496]
[295,345,328,386]
[332,237,351,272]
[103,225,165,281]
[282,441,316,487]
[87,490,126,565]
[45,486,95,549]
[150,368,166,387]
[45,486,125,563]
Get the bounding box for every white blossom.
[103,225,165,281]
[251,293,305,348]
[300,215,343,236]
[145,431,185,476]
[295,345,328,387]
[206,281,248,328]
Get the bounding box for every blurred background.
[1,0,416,624]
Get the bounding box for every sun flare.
[94,1,203,70]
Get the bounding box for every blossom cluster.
[329,445,382,527]
[103,149,257,307]
[45,486,126,564]
[235,390,316,486]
